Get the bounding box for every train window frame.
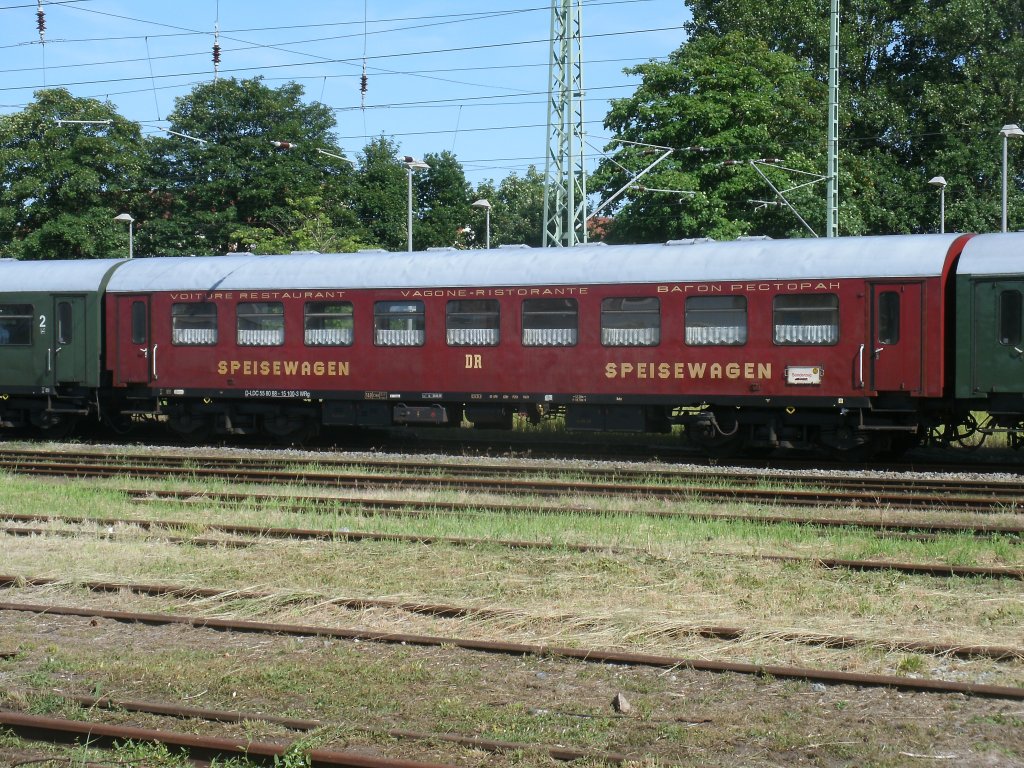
[773,294,840,346]
[522,298,578,347]
[0,303,33,346]
[237,302,285,347]
[130,301,147,345]
[684,296,747,346]
[998,289,1023,347]
[57,301,73,345]
[171,302,219,346]
[304,301,354,347]
[877,291,900,345]
[374,300,426,347]
[446,299,500,347]
[600,297,660,347]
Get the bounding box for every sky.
[0,0,689,186]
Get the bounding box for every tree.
[592,32,826,242]
[682,0,1024,234]
[145,77,357,255]
[416,151,472,249]
[0,89,147,259]
[353,136,407,251]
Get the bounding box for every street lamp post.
[113,213,134,259]
[927,176,947,234]
[1000,124,1024,232]
[404,156,430,252]
[471,199,491,249]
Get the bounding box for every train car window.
[446,300,500,346]
[0,304,32,345]
[877,291,900,345]
[237,302,285,346]
[131,301,147,345]
[999,290,1023,347]
[522,298,578,347]
[374,301,425,346]
[685,296,747,346]
[773,294,839,345]
[601,297,660,347]
[57,302,73,344]
[305,302,353,346]
[171,302,218,345]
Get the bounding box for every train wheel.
[817,426,880,462]
[262,415,318,447]
[876,432,922,460]
[30,413,76,440]
[932,414,986,451]
[688,410,745,458]
[167,414,213,444]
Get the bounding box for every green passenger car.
[0,258,125,434]
[954,233,1024,417]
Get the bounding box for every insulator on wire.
[212,43,221,66]
[360,73,368,95]
[36,3,46,41]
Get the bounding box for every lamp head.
[1000,124,1024,138]
[927,176,947,189]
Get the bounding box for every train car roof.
[954,231,1024,276]
[0,258,126,292]
[104,233,967,292]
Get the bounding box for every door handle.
[873,347,884,359]
[152,344,158,380]
[140,347,149,358]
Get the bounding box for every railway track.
[0,709,462,768]
[3,514,1022,580]
[1,600,1021,700]
[115,485,1024,539]
[2,447,1024,512]
[4,574,1020,661]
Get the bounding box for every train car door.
[969,280,1024,394]
[869,283,923,393]
[113,295,153,385]
[51,296,88,387]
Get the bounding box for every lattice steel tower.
[542,0,587,247]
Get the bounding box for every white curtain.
[375,328,425,346]
[602,327,659,346]
[446,327,499,346]
[172,327,217,345]
[686,325,746,345]
[305,327,353,346]
[523,328,577,346]
[774,324,838,344]
[237,328,284,346]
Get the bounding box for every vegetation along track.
[4,574,1021,662]
[2,600,1022,701]
[2,446,1024,512]
[3,511,1022,580]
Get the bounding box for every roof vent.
[665,238,715,246]
[737,235,772,241]
[426,247,459,252]
[357,248,388,253]
[497,244,531,249]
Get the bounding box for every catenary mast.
[543,0,587,246]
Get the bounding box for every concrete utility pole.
[543,0,587,247]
